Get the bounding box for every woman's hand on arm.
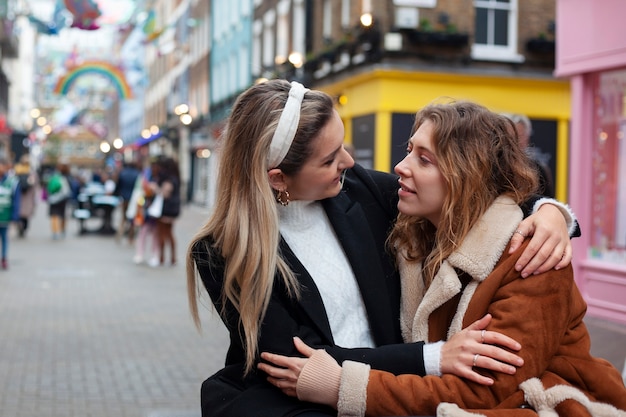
[260,314,525,393]
[258,337,316,397]
[508,203,572,277]
[148,181,160,194]
[441,314,523,386]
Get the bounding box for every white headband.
[267,81,310,169]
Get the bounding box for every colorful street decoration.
[53,61,133,99]
[27,0,137,34]
[142,9,166,43]
[27,0,68,35]
[63,0,102,30]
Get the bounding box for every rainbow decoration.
[53,61,133,99]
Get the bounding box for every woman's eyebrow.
[321,144,343,161]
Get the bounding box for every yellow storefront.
[320,69,571,202]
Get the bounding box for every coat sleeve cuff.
[424,341,444,376]
[297,349,341,407]
[337,360,371,417]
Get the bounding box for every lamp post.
[26,108,49,172]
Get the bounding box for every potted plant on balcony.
[403,18,469,48]
[526,33,555,54]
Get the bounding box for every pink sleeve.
[296,349,342,408]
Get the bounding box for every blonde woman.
[187,81,576,417]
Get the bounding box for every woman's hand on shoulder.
[508,203,572,278]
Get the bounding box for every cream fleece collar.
[399,196,523,343]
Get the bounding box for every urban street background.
[0,201,625,417]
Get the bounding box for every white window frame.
[323,0,332,40]
[241,0,251,17]
[214,1,225,42]
[238,44,249,91]
[393,0,436,6]
[341,0,351,29]
[293,0,306,60]
[262,10,276,69]
[471,0,524,63]
[230,1,239,29]
[252,20,263,77]
[276,0,290,64]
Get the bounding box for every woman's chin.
[397,199,418,217]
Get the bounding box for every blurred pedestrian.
[0,157,20,268]
[114,161,140,243]
[14,154,37,237]
[47,163,72,240]
[101,170,116,195]
[133,160,159,265]
[506,113,555,197]
[152,157,181,266]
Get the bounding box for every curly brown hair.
[387,100,539,289]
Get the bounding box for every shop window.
[391,113,415,169]
[528,119,557,198]
[590,68,626,264]
[352,114,375,170]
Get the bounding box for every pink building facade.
[556,0,626,324]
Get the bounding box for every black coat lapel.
[279,238,335,344]
[322,192,399,345]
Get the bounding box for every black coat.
[159,176,181,218]
[191,165,427,417]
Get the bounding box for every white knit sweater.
[278,200,375,348]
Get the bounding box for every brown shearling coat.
[336,197,626,417]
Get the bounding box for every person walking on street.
[14,154,37,237]
[152,157,181,266]
[114,161,140,243]
[0,158,21,268]
[133,161,159,265]
[47,163,72,240]
[505,113,555,197]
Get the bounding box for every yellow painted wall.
[320,69,571,201]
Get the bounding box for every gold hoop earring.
[276,189,290,206]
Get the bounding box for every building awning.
[128,132,162,149]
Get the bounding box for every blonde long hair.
[186,79,335,374]
[388,100,539,288]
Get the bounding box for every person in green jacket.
[46,163,72,240]
[0,158,21,269]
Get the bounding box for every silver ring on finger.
[481,329,485,344]
[473,353,480,367]
[514,229,526,238]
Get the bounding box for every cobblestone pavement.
[0,201,228,417]
[0,198,624,417]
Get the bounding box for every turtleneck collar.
[277,200,322,229]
